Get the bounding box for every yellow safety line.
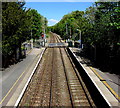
[90,66,120,100]
[27,49,32,55]
[0,49,34,105]
[90,67,104,81]
[0,70,26,105]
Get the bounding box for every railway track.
[18,32,96,107]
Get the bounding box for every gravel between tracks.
[19,48,72,107]
[18,33,95,107]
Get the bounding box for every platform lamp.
[76,29,81,48]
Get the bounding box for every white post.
[31,39,33,49]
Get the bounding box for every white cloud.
[48,19,59,26]
[49,19,59,23]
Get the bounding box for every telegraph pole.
[44,26,46,46]
[42,17,46,47]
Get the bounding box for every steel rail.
[55,33,95,107]
[18,32,95,107]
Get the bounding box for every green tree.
[28,9,48,40]
[50,10,86,40]
[2,2,31,67]
[51,2,120,74]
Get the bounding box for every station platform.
[69,47,120,107]
[0,41,119,107]
[0,48,45,107]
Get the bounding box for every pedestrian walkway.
[0,48,45,107]
[70,47,120,102]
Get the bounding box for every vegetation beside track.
[2,2,48,68]
[49,2,120,75]
[2,2,120,75]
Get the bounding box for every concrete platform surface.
[69,47,120,107]
[0,48,45,107]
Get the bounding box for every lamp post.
[66,23,68,42]
[31,29,33,49]
[77,29,81,48]
[31,16,33,49]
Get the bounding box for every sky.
[25,2,94,26]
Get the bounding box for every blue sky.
[25,2,94,26]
